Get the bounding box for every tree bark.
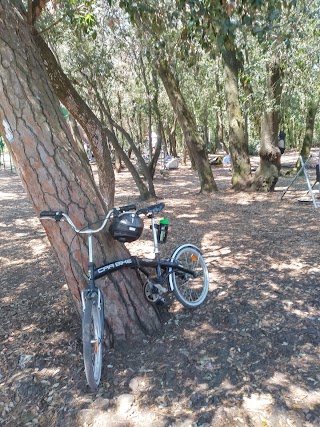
[157,59,218,192]
[222,47,251,189]
[149,71,163,178]
[68,115,85,152]
[0,0,161,347]
[202,103,209,148]
[115,93,125,172]
[89,83,152,200]
[215,111,226,153]
[114,149,122,173]
[251,56,283,191]
[138,53,154,160]
[299,100,319,161]
[168,116,178,157]
[108,118,157,198]
[34,33,116,206]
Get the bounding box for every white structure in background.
[164,155,179,170]
[151,131,158,149]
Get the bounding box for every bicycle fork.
[81,288,103,312]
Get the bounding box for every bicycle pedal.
[155,297,171,307]
[153,283,167,293]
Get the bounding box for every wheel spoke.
[170,246,209,309]
[82,294,104,390]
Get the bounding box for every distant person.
[278,130,286,155]
[83,141,94,163]
[222,155,231,166]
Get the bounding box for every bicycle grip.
[118,204,136,212]
[40,211,64,221]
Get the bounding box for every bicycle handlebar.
[116,204,136,212]
[40,202,166,234]
[136,202,165,216]
[40,211,64,221]
[39,204,137,234]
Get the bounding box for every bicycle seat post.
[149,216,158,257]
[150,215,162,278]
[87,233,95,288]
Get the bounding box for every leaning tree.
[0,0,161,348]
[118,0,218,193]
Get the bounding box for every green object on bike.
[158,218,169,243]
[160,218,169,225]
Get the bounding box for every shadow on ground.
[1,151,320,426]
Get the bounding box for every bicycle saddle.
[136,202,165,216]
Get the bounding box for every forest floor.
[1,150,320,427]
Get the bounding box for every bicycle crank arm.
[153,283,167,293]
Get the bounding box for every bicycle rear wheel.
[82,290,104,391]
[169,245,209,309]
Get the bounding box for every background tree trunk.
[109,118,157,198]
[68,115,85,153]
[114,149,122,173]
[202,103,209,148]
[149,71,164,178]
[251,112,281,191]
[0,0,161,348]
[222,47,251,189]
[215,111,226,153]
[251,56,283,191]
[157,59,218,192]
[168,116,178,157]
[299,99,319,161]
[94,88,152,200]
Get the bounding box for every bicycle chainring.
[143,280,161,303]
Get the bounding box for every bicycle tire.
[82,291,104,391]
[169,245,209,309]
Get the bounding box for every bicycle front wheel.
[169,245,209,309]
[82,290,104,391]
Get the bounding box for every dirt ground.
[1,151,320,427]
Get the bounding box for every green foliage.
[37,0,320,157]
[248,141,260,155]
[37,0,98,39]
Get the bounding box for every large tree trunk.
[222,47,251,189]
[251,57,283,191]
[0,0,161,347]
[157,59,218,192]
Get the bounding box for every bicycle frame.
[93,255,196,282]
[87,214,197,291]
[40,204,199,298]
